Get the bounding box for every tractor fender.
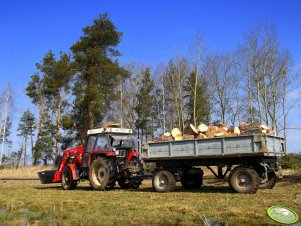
[127,151,140,162]
[67,163,79,180]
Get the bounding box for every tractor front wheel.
[61,166,78,190]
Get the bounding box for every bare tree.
[0,84,14,166]
[188,33,204,127]
[239,24,294,134]
[204,52,239,124]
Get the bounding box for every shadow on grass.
[280,174,301,184]
[34,184,234,193]
[34,186,95,191]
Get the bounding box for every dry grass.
[0,166,53,179]
[0,168,300,225]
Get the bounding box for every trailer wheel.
[181,169,203,189]
[89,157,116,190]
[259,171,277,189]
[229,167,260,194]
[152,170,176,192]
[61,166,78,190]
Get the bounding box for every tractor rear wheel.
[89,157,117,190]
[152,170,176,192]
[61,166,78,190]
[229,167,260,194]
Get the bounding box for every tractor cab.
[83,126,138,167]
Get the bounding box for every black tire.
[228,166,238,188]
[89,157,117,190]
[181,169,203,189]
[118,157,144,189]
[61,166,78,190]
[259,171,277,189]
[152,170,176,192]
[229,167,260,194]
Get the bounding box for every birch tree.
[204,53,239,124]
[240,24,293,134]
[0,84,14,166]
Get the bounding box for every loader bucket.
[37,170,57,184]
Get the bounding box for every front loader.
[38,125,144,190]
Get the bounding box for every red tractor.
[38,126,144,190]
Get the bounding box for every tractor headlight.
[113,147,120,156]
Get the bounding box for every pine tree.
[37,50,72,160]
[17,109,36,165]
[135,68,155,141]
[26,73,45,164]
[33,113,55,165]
[70,13,125,142]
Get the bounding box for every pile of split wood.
[158,122,276,142]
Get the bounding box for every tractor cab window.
[85,135,97,153]
[110,134,137,150]
[94,135,109,152]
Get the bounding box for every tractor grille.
[117,150,126,157]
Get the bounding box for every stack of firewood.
[156,121,275,142]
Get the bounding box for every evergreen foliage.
[69,13,126,142]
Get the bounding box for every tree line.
[0,14,299,166]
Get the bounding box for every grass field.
[0,167,300,225]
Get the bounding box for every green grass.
[0,174,300,225]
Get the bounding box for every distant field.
[0,168,300,225]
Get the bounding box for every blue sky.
[0,0,301,155]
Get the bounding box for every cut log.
[174,134,183,141]
[196,133,207,139]
[198,123,208,133]
[227,126,240,135]
[214,132,224,137]
[267,130,276,136]
[205,126,218,138]
[161,135,173,141]
[261,125,270,130]
[171,128,182,138]
[183,134,194,140]
[219,124,228,132]
[189,124,199,135]
[239,122,262,135]
[164,132,171,137]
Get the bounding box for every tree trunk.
[161,73,166,133]
[24,135,28,166]
[55,89,62,159]
[34,95,44,165]
[0,104,8,166]
[88,101,94,129]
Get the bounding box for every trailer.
[142,134,285,194]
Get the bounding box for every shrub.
[279,153,301,169]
